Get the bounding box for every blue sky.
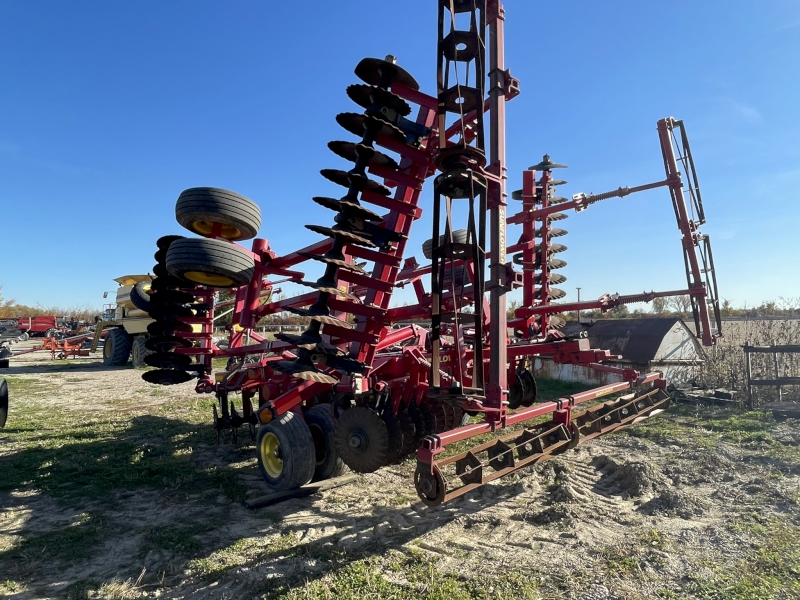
[1,1,798,311]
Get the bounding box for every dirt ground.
[1,344,799,599]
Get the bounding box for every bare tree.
[0,286,17,318]
[651,297,668,316]
[668,295,691,317]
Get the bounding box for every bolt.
[385,54,397,64]
[349,434,362,449]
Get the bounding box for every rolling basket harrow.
[141,0,721,505]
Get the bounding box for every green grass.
[534,378,595,401]
[684,519,800,599]
[0,399,248,506]
[278,551,539,600]
[626,402,800,465]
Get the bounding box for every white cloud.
[731,101,762,123]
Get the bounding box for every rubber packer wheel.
[131,337,153,368]
[305,404,348,482]
[176,187,262,241]
[103,328,132,366]
[256,411,316,491]
[166,237,255,288]
[422,229,469,260]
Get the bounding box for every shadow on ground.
[0,414,517,598]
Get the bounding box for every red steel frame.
[153,0,720,498]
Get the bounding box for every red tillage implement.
[142,1,721,505]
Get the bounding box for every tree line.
[508,296,800,321]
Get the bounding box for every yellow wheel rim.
[192,220,242,240]
[183,271,234,287]
[260,432,283,478]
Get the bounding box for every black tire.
[130,282,153,312]
[305,404,348,482]
[0,378,8,429]
[44,328,59,339]
[166,237,255,288]
[441,264,468,289]
[131,336,152,368]
[176,187,261,241]
[422,229,469,260]
[256,411,316,491]
[103,328,132,366]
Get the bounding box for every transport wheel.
[166,237,255,288]
[441,265,468,289]
[175,187,262,241]
[256,411,315,491]
[334,406,390,473]
[154,235,184,263]
[103,328,132,366]
[129,282,153,312]
[0,378,7,428]
[422,229,469,260]
[305,404,348,482]
[131,337,152,368]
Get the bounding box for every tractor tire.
[166,237,255,288]
[305,404,348,482]
[256,411,316,491]
[442,264,468,289]
[131,336,153,368]
[422,229,469,260]
[0,378,7,428]
[130,282,153,313]
[175,187,262,241]
[103,328,133,366]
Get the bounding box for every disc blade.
[328,141,399,170]
[271,360,337,384]
[142,369,193,385]
[312,197,382,222]
[354,57,420,91]
[305,224,376,248]
[346,84,411,116]
[285,307,354,328]
[336,112,406,142]
[298,252,367,273]
[320,169,390,197]
[147,321,193,336]
[297,281,361,301]
[145,336,193,352]
[144,352,192,369]
[529,155,568,170]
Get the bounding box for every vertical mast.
[487,1,508,409]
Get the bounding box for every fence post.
[745,341,753,409]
